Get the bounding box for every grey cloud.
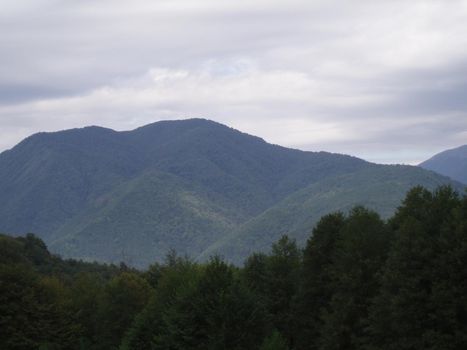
[1,0,467,164]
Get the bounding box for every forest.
[1,185,467,350]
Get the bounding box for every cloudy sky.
[1,0,467,164]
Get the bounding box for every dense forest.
[0,119,459,266]
[1,185,467,349]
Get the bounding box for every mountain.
[201,165,458,264]
[420,145,467,184]
[0,119,462,266]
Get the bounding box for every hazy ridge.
[0,119,462,266]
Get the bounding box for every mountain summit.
[420,145,467,185]
[0,119,461,266]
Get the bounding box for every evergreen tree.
[151,257,267,350]
[294,212,345,350]
[266,236,301,347]
[431,192,467,348]
[3,185,467,350]
[121,255,200,350]
[319,207,390,350]
[366,186,462,350]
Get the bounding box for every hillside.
[420,145,467,184]
[0,119,461,266]
[202,165,463,264]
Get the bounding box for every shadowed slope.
[0,119,460,266]
[420,145,467,184]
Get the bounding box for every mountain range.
[0,119,463,266]
[420,145,467,185]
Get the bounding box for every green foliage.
[260,330,289,350]
[0,264,80,349]
[97,273,152,349]
[242,236,301,348]
[294,212,346,349]
[319,207,390,350]
[149,257,267,350]
[2,185,467,350]
[0,233,122,280]
[70,273,103,347]
[420,144,467,184]
[0,234,143,350]
[366,186,466,350]
[1,119,459,267]
[267,236,301,345]
[121,254,201,349]
[206,165,461,264]
[293,208,391,350]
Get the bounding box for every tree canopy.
[1,185,467,349]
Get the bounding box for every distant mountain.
[201,165,458,264]
[0,119,462,266]
[420,145,467,184]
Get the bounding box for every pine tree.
[319,207,389,350]
[121,256,200,350]
[294,212,345,350]
[366,186,462,350]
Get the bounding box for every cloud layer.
[1,0,467,163]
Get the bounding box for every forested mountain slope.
[0,119,461,266]
[420,144,467,184]
[3,186,467,349]
[203,165,462,263]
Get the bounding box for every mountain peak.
[132,118,227,132]
[420,144,467,184]
[0,119,460,266]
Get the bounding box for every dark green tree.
[70,273,104,348]
[266,236,301,347]
[96,272,152,349]
[121,255,200,349]
[319,207,390,350]
[366,186,463,350]
[294,212,345,350]
[260,330,289,350]
[0,265,80,350]
[150,257,267,350]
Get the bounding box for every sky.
[1,0,467,164]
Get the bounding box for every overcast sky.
[1,0,467,164]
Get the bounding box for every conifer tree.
[294,212,345,350]
[366,186,462,350]
[319,207,389,350]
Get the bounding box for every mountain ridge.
[420,144,467,184]
[0,118,462,266]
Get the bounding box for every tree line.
[1,186,467,349]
